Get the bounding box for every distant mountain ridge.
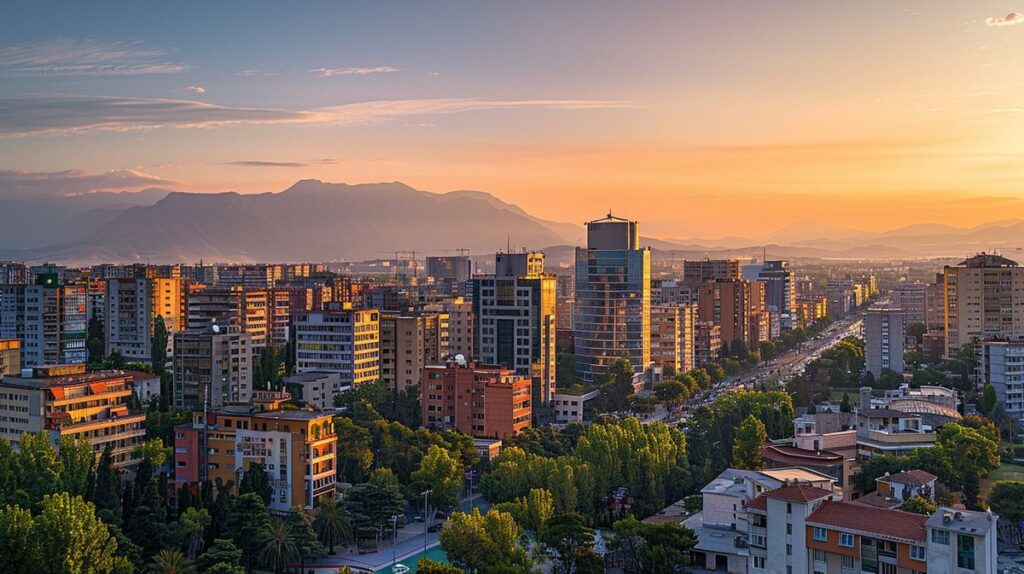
[3,179,1024,264]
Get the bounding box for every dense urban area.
[0,214,1021,574]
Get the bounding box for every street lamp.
[421,490,432,552]
[391,514,401,567]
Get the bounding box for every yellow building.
[0,364,146,468]
[172,391,337,511]
[0,339,20,376]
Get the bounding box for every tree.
[732,415,767,470]
[225,493,273,573]
[205,565,246,574]
[596,358,637,412]
[0,504,37,574]
[149,549,196,574]
[238,462,273,505]
[195,538,243,573]
[439,508,529,572]
[134,438,171,468]
[611,515,696,573]
[285,506,323,571]
[538,513,594,574]
[313,497,351,555]
[653,380,687,406]
[410,445,463,511]
[35,493,124,574]
[525,488,555,533]
[989,482,1024,524]
[900,496,937,515]
[333,416,374,482]
[258,519,299,574]
[418,559,465,574]
[978,384,998,417]
[58,436,95,497]
[92,445,123,524]
[16,431,61,508]
[179,507,211,561]
[152,315,169,375]
[840,393,852,413]
[88,314,106,365]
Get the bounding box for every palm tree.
[259,519,299,574]
[314,496,352,555]
[149,549,196,574]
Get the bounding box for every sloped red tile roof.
[745,494,768,511]
[806,501,928,543]
[764,483,833,503]
[880,470,937,485]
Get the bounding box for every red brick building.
[422,361,531,438]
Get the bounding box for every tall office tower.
[754,261,795,330]
[474,252,557,406]
[424,296,474,358]
[697,279,768,349]
[574,213,651,382]
[426,256,473,282]
[292,304,380,392]
[105,277,153,363]
[22,274,88,367]
[554,273,575,331]
[380,311,449,391]
[979,341,1024,427]
[944,253,1024,358]
[890,283,927,326]
[683,259,740,286]
[650,304,695,374]
[865,307,905,379]
[172,324,253,410]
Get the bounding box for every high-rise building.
[574,213,650,382]
[826,281,856,319]
[944,253,1024,358]
[380,311,449,391]
[891,283,927,326]
[0,285,26,356]
[105,277,153,363]
[292,304,380,391]
[422,361,532,438]
[151,277,189,335]
[650,304,695,374]
[756,261,795,330]
[925,272,945,330]
[555,273,575,332]
[187,286,292,350]
[172,393,336,511]
[978,340,1024,427]
[683,259,740,286]
[0,262,27,285]
[425,297,474,359]
[694,321,722,366]
[697,280,768,349]
[865,307,905,379]
[0,364,146,468]
[426,256,473,283]
[22,274,88,367]
[172,324,253,410]
[0,339,21,376]
[474,252,557,405]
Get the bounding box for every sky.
[2,1,1024,239]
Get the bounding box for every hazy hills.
[2,180,1024,264]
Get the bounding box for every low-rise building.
[0,364,145,468]
[550,389,600,424]
[282,371,343,411]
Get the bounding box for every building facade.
[292,304,380,391]
[380,311,449,392]
[422,361,531,438]
[650,304,695,374]
[105,277,153,363]
[944,253,1024,358]
[865,307,905,379]
[978,340,1024,427]
[172,325,253,410]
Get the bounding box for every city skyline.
[3,2,1024,238]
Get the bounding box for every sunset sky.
[2,1,1024,239]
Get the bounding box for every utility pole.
[422,489,432,552]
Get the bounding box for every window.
[909,545,926,561]
[841,555,854,569]
[957,534,975,570]
[931,529,950,545]
[753,556,765,569]
[786,523,792,534]
[879,564,896,574]
[839,533,855,548]
[750,534,766,547]
[786,544,791,556]
[813,549,825,562]
[813,527,827,542]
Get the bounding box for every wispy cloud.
[224,160,310,168]
[186,85,206,94]
[0,94,633,137]
[236,68,275,77]
[986,12,1024,27]
[0,38,186,76]
[311,65,399,78]
[0,168,175,198]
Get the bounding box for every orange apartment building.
[422,361,531,438]
[172,391,336,512]
[0,364,145,468]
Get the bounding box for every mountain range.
[1,180,1023,264]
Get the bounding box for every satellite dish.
[455,354,467,366]
[212,324,220,333]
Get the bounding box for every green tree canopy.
[732,415,768,470]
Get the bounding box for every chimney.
[860,387,872,411]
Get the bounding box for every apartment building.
[684,259,741,285]
[0,364,145,468]
[698,280,769,349]
[650,304,695,374]
[281,371,343,411]
[694,321,722,366]
[865,307,905,379]
[890,284,927,326]
[19,275,88,367]
[421,361,532,438]
[0,339,20,376]
[944,252,1024,358]
[855,407,936,460]
[978,340,1024,427]
[380,311,449,392]
[424,296,474,359]
[172,394,337,511]
[292,304,380,391]
[172,325,253,410]
[105,277,153,363]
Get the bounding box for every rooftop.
[958,252,1018,268]
[700,469,781,497]
[925,507,997,535]
[761,445,844,466]
[880,469,937,486]
[0,369,132,389]
[858,408,916,419]
[850,491,902,510]
[763,483,833,503]
[807,501,927,543]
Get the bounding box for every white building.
[550,389,600,424]
[292,304,380,390]
[865,307,905,379]
[978,340,1024,427]
[282,371,343,411]
[924,508,999,574]
[105,278,153,363]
